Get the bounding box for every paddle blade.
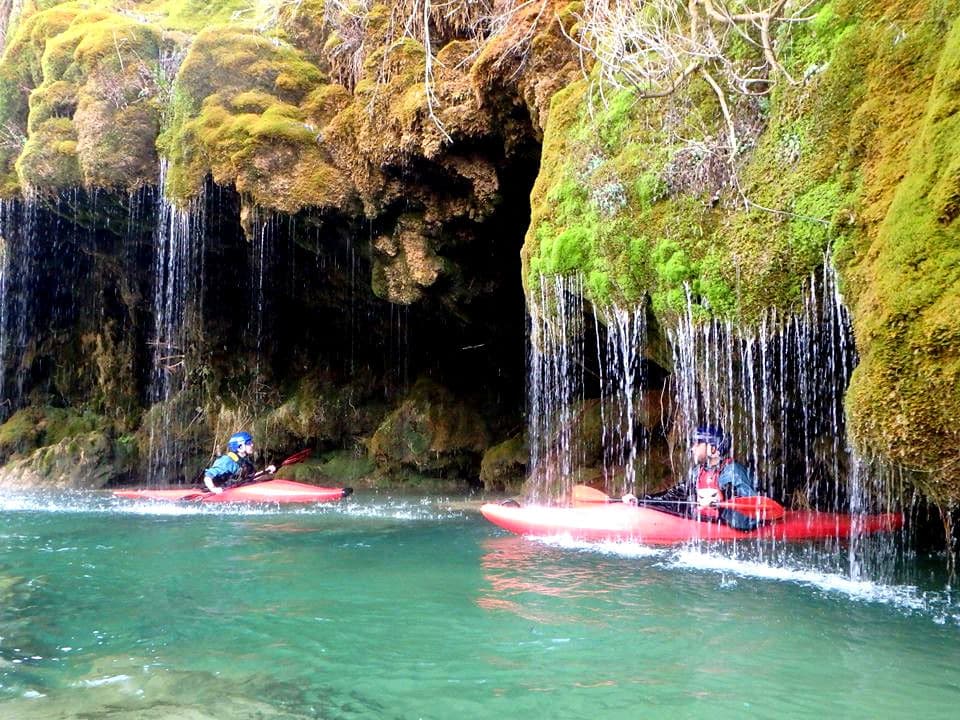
[572,485,614,504]
[280,448,312,467]
[719,495,785,521]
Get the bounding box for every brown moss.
[480,435,528,492]
[371,214,444,304]
[469,0,583,135]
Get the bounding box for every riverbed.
[1,490,958,719]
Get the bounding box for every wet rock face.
[480,435,527,493]
[0,431,134,489]
[372,215,444,304]
[368,378,491,484]
[0,182,529,488]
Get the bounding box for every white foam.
[520,535,959,624]
[666,547,956,620]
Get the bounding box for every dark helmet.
[692,424,729,454]
[227,431,253,452]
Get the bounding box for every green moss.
[158,24,352,211]
[522,3,905,323]
[0,406,107,460]
[841,12,960,496]
[315,450,375,483]
[0,3,178,193]
[146,0,258,33]
[16,116,81,189]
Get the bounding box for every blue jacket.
[715,460,756,498]
[203,451,253,486]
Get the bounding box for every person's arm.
[720,462,756,497]
[203,456,234,493]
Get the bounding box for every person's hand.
[213,486,224,494]
[696,488,720,507]
[621,493,639,506]
[265,464,277,474]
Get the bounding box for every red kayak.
[113,479,353,504]
[480,501,903,544]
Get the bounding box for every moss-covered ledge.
[0,2,189,194]
[522,0,960,500]
[841,12,960,499]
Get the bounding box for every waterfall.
[146,161,205,484]
[0,201,9,412]
[0,196,39,417]
[524,256,901,574]
[526,274,586,502]
[667,257,858,509]
[249,205,274,400]
[594,301,648,496]
[666,255,906,576]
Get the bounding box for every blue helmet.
[227,431,253,452]
[693,424,729,454]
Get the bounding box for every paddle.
[182,448,313,501]
[571,484,786,521]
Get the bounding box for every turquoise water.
[1,491,959,719]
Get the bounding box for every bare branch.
[699,66,737,155]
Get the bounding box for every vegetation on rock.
[0,0,955,513]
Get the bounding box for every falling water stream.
[146,162,205,484]
[0,202,9,412]
[527,274,586,502]
[0,196,48,418]
[595,301,649,495]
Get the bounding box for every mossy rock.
[0,430,134,489]
[159,24,357,212]
[0,406,107,463]
[280,449,375,486]
[479,435,527,492]
[0,4,179,193]
[840,10,960,497]
[259,372,388,450]
[368,377,490,483]
[15,116,81,190]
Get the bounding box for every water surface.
[1,491,958,719]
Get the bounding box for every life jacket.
[227,451,256,481]
[695,459,732,521]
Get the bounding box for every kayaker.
[202,432,276,494]
[622,425,760,530]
